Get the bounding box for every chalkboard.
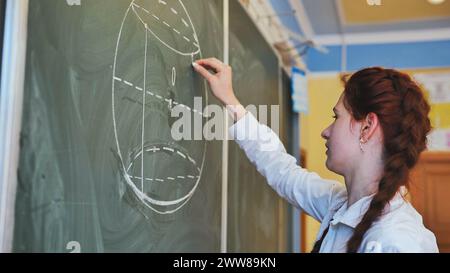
[228,0,289,252]
[14,0,223,252]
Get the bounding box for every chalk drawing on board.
[112,0,207,215]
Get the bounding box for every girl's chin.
[325,158,338,173]
[326,161,345,176]
[325,158,332,169]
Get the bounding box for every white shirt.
[229,112,439,253]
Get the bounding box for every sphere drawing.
[112,0,207,214]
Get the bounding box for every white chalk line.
[176,151,186,158]
[181,18,189,27]
[129,174,197,182]
[141,25,149,192]
[128,144,199,171]
[171,67,176,87]
[131,2,198,52]
[146,147,160,152]
[139,5,150,14]
[187,156,196,165]
[127,143,200,183]
[114,76,206,117]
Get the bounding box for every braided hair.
[341,67,431,252]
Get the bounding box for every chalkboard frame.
[0,0,29,252]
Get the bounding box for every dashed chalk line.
[114,76,206,117]
[131,2,198,49]
[129,174,198,183]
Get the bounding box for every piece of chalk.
[192,62,198,68]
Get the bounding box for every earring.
[359,138,365,152]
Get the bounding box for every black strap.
[310,224,330,253]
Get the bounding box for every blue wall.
[306,40,450,72]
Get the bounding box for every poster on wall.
[291,67,309,114]
[414,73,450,151]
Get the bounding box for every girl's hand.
[192,58,240,106]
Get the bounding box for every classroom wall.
[300,74,345,252]
[300,67,450,252]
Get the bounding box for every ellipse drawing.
[112,0,207,214]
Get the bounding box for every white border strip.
[220,0,229,254]
[0,0,29,253]
[239,0,306,70]
[308,64,450,77]
[288,0,314,39]
[334,0,347,72]
[307,71,341,78]
[314,27,450,46]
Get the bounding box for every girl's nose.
[321,126,330,140]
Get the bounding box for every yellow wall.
[300,67,450,252]
[300,74,345,252]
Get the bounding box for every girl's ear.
[360,112,379,142]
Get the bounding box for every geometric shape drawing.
[112,0,207,214]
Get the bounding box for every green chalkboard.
[228,0,289,252]
[14,0,223,252]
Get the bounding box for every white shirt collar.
[330,187,408,228]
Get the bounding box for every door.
[410,152,450,253]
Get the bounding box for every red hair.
[312,67,431,253]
